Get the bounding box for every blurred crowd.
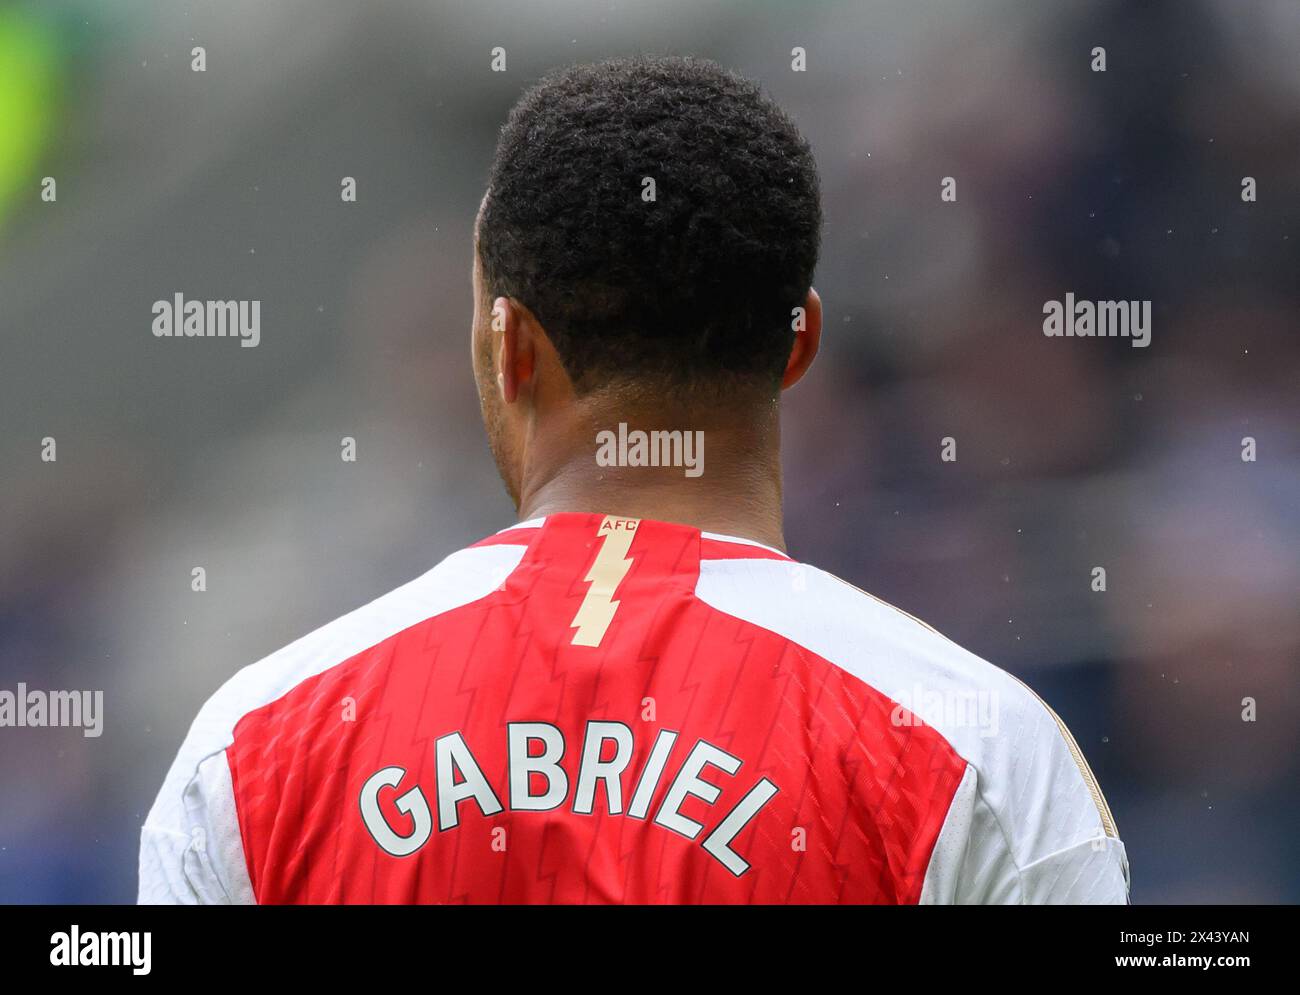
[0,0,1296,902]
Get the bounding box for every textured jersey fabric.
[139,512,1129,904]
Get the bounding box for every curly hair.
[477,55,822,396]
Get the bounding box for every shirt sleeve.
[919,697,1130,905]
[138,749,256,904]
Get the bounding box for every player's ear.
[493,297,537,404]
[780,287,822,390]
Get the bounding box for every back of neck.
[516,402,787,551]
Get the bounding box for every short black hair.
[478,55,822,396]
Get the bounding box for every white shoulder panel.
[695,557,1128,901]
[139,542,525,902]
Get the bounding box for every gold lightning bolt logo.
[570,516,639,647]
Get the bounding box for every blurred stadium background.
[0,0,1296,902]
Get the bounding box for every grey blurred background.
[0,0,1296,903]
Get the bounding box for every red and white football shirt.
[139,513,1129,903]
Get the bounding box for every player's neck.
[515,405,788,552]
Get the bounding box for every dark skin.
[470,204,823,553]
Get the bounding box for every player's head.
[471,55,823,507]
